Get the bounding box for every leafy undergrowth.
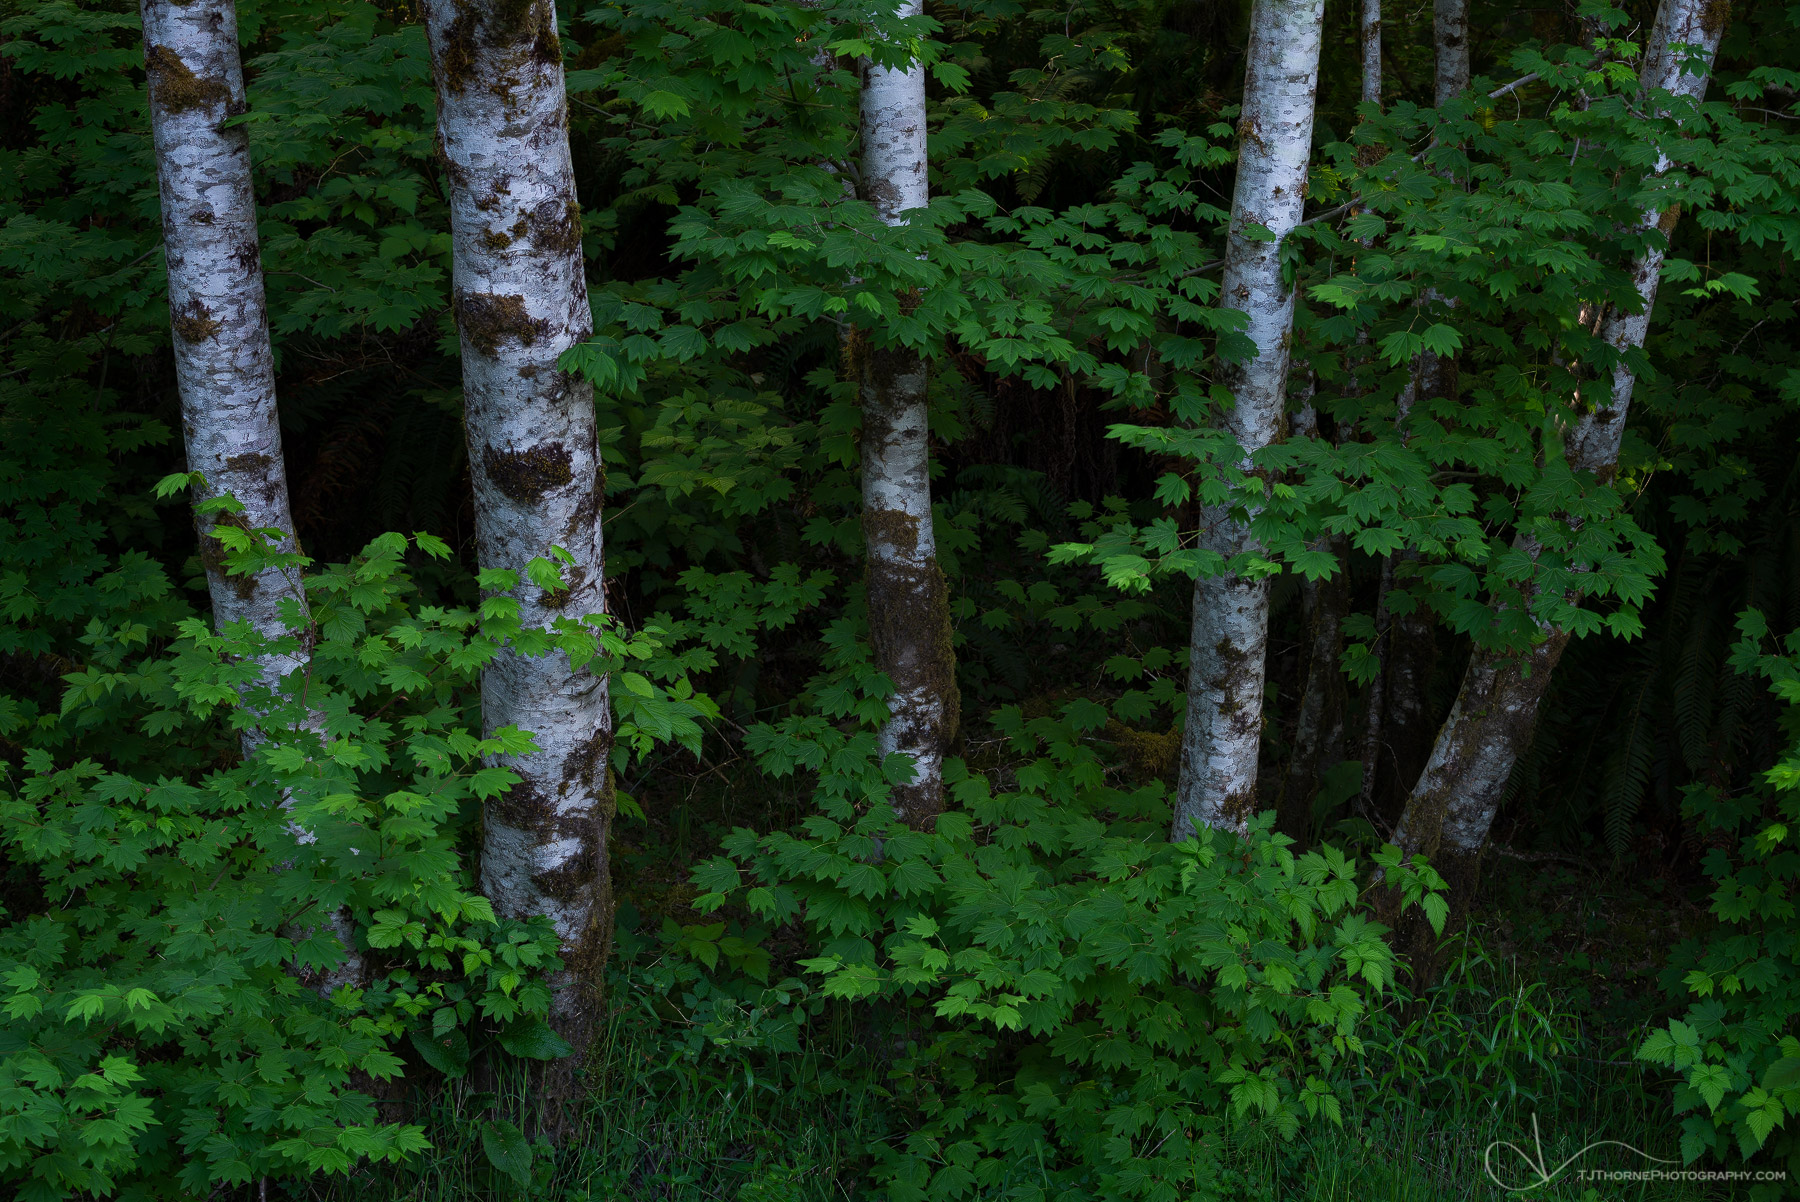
[294,848,1736,1202]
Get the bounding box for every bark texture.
[142,0,361,992]
[1172,0,1325,841]
[1567,0,1728,479]
[142,0,307,701]
[1389,0,1726,915]
[1360,0,1381,109]
[1433,0,1470,104]
[859,5,958,828]
[425,0,613,1069]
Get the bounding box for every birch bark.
[142,0,307,711]
[1171,0,1325,841]
[141,0,361,990]
[424,0,613,1064]
[1389,0,1727,904]
[859,5,958,829]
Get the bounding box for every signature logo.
[1484,1114,1677,1191]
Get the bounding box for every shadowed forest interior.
[3,0,1800,1197]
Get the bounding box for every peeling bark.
[859,4,957,828]
[425,0,612,1076]
[1389,0,1726,920]
[1172,0,1325,841]
[141,0,361,993]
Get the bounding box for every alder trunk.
[141,0,360,991]
[1360,0,1475,820]
[425,0,613,1071]
[859,3,958,829]
[1360,0,1380,109]
[1171,0,1325,840]
[1388,0,1727,917]
[1433,0,1470,103]
[142,0,308,716]
[1275,399,1348,849]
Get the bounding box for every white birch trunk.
[1390,0,1725,899]
[1171,0,1325,841]
[424,0,612,1062]
[859,5,957,828]
[141,0,360,992]
[142,0,306,707]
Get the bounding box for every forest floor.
[302,781,1733,1202]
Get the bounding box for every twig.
[1487,72,1540,100]
[1488,844,1589,868]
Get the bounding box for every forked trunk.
[141,0,358,991]
[1172,0,1325,840]
[860,2,958,828]
[425,0,613,1075]
[1388,0,1727,921]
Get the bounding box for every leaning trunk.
[1388,0,1726,913]
[141,0,359,991]
[142,0,308,724]
[859,3,958,829]
[1172,0,1326,840]
[1360,0,1475,819]
[425,0,613,1073]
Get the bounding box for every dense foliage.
[2,0,1799,1197]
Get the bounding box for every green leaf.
[480,1119,532,1188]
[497,1017,573,1061]
[409,1027,470,1078]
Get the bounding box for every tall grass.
[302,926,1720,1202]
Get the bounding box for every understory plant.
[1638,610,1800,1192]
[0,527,708,1198]
[695,697,1447,1201]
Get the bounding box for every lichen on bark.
[427,0,612,1104]
[455,289,548,355]
[145,42,229,113]
[1172,0,1325,840]
[482,441,574,504]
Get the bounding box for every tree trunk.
[1360,0,1381,109]
[425,0,613,1077]
[859,4,958,829]
[1361,0,1471,822]
[141,0,360,992]
[1276,403,1348,849]
[1368,348,1452,819]
[142,0,308,719]
[1172,0,1325,840]
[1388,0,1726,919]
[1433,0,1470,103]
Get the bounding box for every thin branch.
[1486,71,1540,100]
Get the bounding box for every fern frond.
[1603,659,1659,859]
